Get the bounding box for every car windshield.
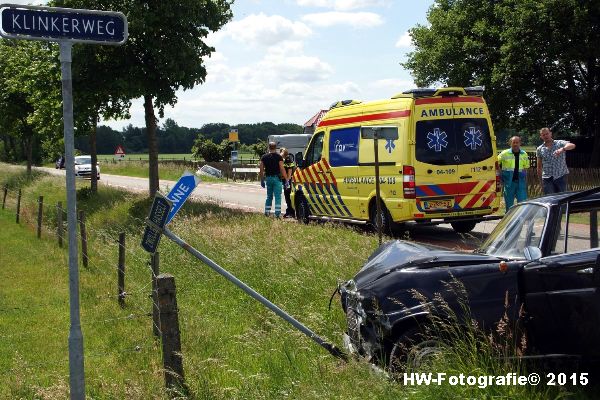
[75,157,91,165]
[477,203,548,259]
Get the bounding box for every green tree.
[404,0,600,166]
[192,136,223,162]
[119,0,233,196]
[0,40,62,174]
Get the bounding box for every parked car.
[340,187,600,370]
[74,155,100,180]
[55,155,65,169]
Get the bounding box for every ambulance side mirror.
[295,152,304,168]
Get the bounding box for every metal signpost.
[141,181,346,361]
[0,4,127,399]
[361,127,399,245]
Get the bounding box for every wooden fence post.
[151,252,161,338]
[15,189,21,224]
[57,201,63,248]
[156,273,186,394]
[79,210,88,268]
[2,185,7,209]
[118,232,126,307]
[37,196,43,239]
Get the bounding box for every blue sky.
[11,0,435,129]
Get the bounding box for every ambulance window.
[330,127,360,167]
[416,118,493,165]
[305,132,324,166]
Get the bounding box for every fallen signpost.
[141,172,347,361]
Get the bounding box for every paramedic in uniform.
[536,127,576,194]
[497,136,529,212]
[280,148,296,218]
[259,142,288,217]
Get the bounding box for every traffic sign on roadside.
[141,193,173,254]
[229,129,239,142]
[165,171,201,224]
[114,144,126,160]
[0,4,128,45]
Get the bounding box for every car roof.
[522,187,600,207]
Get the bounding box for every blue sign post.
[1,4,128,399]
[166,171,201,224]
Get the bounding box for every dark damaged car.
[340,187,600,369]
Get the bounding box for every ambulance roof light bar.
[394,86,485,99]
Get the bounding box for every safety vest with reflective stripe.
[497,148,529,181]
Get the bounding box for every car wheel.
[370,200,393,236]
[450,220,477,233]
[388,327,441,375]
[295,196,309,224]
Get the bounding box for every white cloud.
[302,11,383,28]
[395,31,412,48]
[257,53,334,82]
[370,79,414,91]
[297,0,390,11]
[218,13,312,47]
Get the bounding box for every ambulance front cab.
[291,87,501,234]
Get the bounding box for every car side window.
[553,207,600,254]
[305,132,324,166]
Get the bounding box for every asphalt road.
[38,167,498,250]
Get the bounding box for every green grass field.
[0,164,590,399]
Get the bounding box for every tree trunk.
[144,95,159,197]
[25,135,33,175]
[90,113,99,193]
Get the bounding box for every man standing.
[280,148,296,218]
[536,127,576,194]
[259,142,288,218]
[498,136,529,211]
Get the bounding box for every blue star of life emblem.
[464,127,482,150]
[385,139,395,154]
[427,128,448,152]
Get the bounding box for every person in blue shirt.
[536,127,576,194]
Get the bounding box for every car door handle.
[460,175,473,179]
[577,268,594,274]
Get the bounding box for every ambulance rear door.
[413,97,496,217]
[451,99,497,213]
[413,98,461,216]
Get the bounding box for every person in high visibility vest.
[497,136,530,212]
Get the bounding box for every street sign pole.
[1,5,128,398]
[59,41,85,399]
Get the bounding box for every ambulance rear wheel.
[370,201,393,236]
[450,220,477,233]
[296,197,310,224]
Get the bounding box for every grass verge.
[0,164,596,399]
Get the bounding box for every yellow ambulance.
[291,87,501,233]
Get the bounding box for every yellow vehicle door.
[294,131,327,216]
[324,127,359,218]
[451,99,497,212]
[413,98,461,216]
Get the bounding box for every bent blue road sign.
[141,194,172,254]
[0,4,127,45]
[166,171,201,224]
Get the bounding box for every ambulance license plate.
[423,198,454,210]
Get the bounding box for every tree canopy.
[404,0,600,166]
